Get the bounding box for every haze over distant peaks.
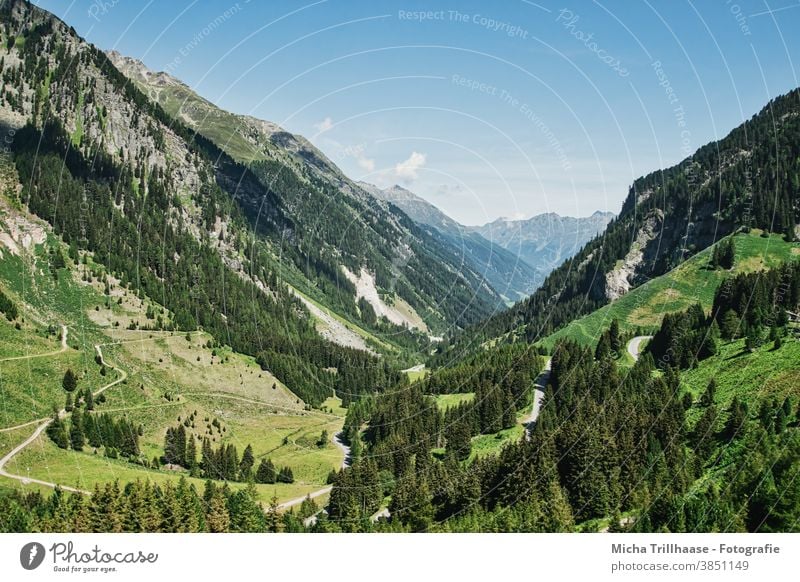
[360,181,614,299]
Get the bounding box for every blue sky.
[35,0,800,225]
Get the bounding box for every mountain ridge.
[359,181,614,300]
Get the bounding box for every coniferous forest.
[0,0,799,538]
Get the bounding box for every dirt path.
[277,430,351,512]
[0,342,125,493]
[627,335,653,362]
[277,485,333,511]
[0,324,68,362]
[0,417,49,433]
[182,391,336,419]
[0,418,86,492]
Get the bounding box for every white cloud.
[314,117,334,133]
[357,156,375,172]
[433,183,463,198]
[395,151,426,182]
[340,143,375,173]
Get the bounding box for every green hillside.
[541,230,799,349]
[0,203,346,506]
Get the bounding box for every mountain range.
[358,182,614,300]
[0,0,798,535]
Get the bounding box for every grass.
[431,392,474,411]
[71,90,84,147]
[469,424,524,461]
[682,337,800,426]
[541,231,799,349]
[0,316,61,359]
[320,395,347,416]
[0,208,346,506]
[405,367,428,383]
[5,437,325,503]
[0,344,106,427]
[0,425,33,457]
[108,330,301,410]
[139,82,268,164]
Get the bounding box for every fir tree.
[46,411,69,449]
[83,387,94,411]
[277,466,294,484]
[256,458,277,484]
[265,495,281,533]
[62,368,77,392]
[239,444,254,481]
[69,408,85,451]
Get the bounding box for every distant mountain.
[0,0,509,409]
[359,183,540,301]
[360,183,614,300]
[472,211,615,284]
[434,87,800,356]
[360,184,463,235]
[102,47,507,334]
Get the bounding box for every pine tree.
[265,495,280,533]
[299,494,319,519]
[700,320,720,359]
[745,322,762,352]
[719,309,740,340]
[229,482,266,532]
[239,444,254,481]
[205,489,230,533]
[64,392,73,412]
[62,369,78,392]
[47,411,69,449]
[724,396,748,440]
[256,458,276,484]
[701,379,717,407]
[694,404,718,460]
[609,319,621,354]
[84,387,94,411]
[185,436,198,476]
[277,466,294,484]
[595,333,611,360]
[70,408,85,451]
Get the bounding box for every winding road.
[0,324,68,363]
[0,325,349,509]
[627,335,653,362]
[0,326,69,433]
[522,357,551,438]
[0,338,127,493]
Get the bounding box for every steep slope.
[105,50,503,332]
[473,211,615,284]
[359,183,463,234]
[433,87,800,359]
[359,182,540,301]
[0,0,414,407]
[541,230,799,349]
[0,185,347,506]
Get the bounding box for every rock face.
[604,209,663,301]
[341,266,427,332]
